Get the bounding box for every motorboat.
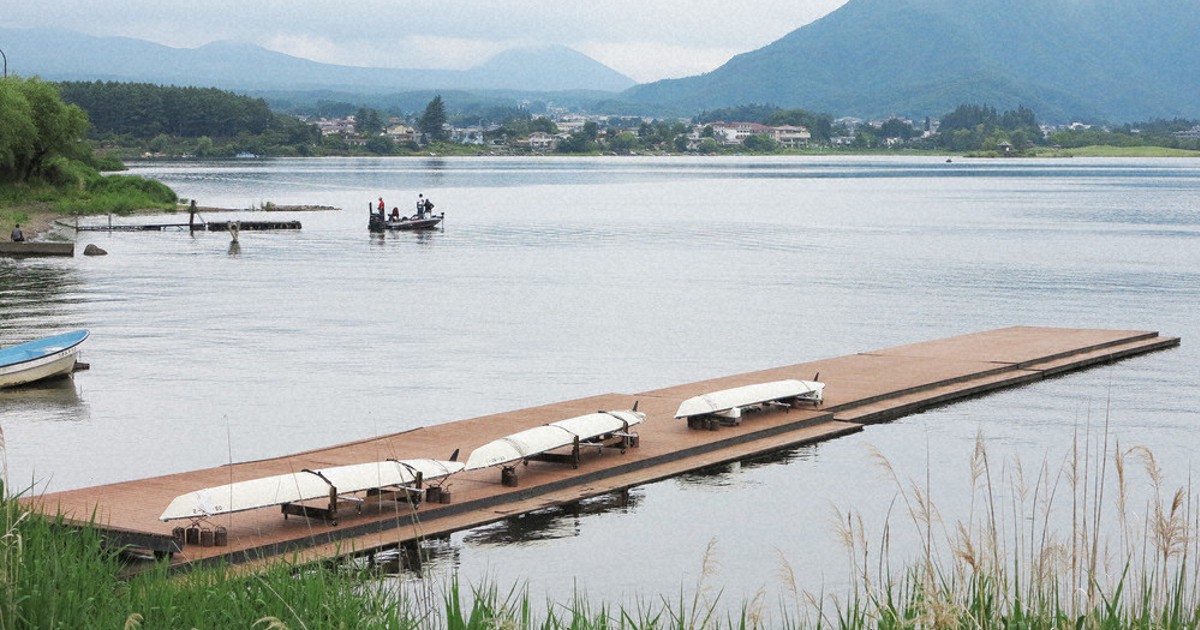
[368,206,444,232]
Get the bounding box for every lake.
[2,155,1197,611]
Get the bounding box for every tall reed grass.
[814,425,1199,629]
[2,420,1196,628]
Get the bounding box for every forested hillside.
[56,81,320,156]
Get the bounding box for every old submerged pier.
[26,326,1179,571]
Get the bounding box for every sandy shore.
[24,211,60,239]
[1,204,61,242]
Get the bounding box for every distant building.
[835,117,863,133]
[451,127,485,145]
[386,124,418,143]
[709,122,772,145]
[523,132,556,151]
[316,118,355,136]
[705,122,811,148]
[555,114,589,134]
[1175,125,1200,139]
[769,125,812,148]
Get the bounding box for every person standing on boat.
[10,224,24,242]
[416,194,426,219]
[378,197,386,214]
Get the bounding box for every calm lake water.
[2,156,1198,610]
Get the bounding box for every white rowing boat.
[0,330,89,389]
[159,458,463,521]
[464,409,644,471]
[674,379,824,422]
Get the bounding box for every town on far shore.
[299,100,1200,158]
[50,81,1194,160]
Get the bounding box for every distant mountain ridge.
[0,27,636,94]
[623,0,1200,122]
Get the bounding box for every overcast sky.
[3,1,850,83]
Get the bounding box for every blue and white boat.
[0,330,90,389]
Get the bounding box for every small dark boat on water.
[368,203,444,232]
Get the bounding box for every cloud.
[577,41,746,83]
[3,0,850,82]
[264,34,510,71]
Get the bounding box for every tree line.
[56,81,320,156]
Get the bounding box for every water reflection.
[365,534,459,576]
[674,444,820,488]
[0,376,89,423]
[0,263,83,332]
[462,488,641,546]
[366,227,444,246]
[360,489,643,577]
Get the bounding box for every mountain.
[0,27,636,94]
[622,0,1200,122]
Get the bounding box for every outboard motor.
[368,205,386,232]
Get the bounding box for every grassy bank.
[1,167,178,238]
[3,426,1198,628]
[1034,144,1200,158]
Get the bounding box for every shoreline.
[1,204,60,242]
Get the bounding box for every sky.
[2,0,850,83]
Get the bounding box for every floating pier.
[72,220,301,232]
[24,327,1179,572]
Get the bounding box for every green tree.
[936,103,1043,151]
[742,133,777,152]
[0,81,37,177]
[0,77,89,183]
[694,104,779,125]
[354,107,384,136]
[419,95,449,142]
[529,117,558,134]
[608,132,638,154]
[555,132,594,154]
[879,118,917,139]
[194,136,215,157]
[698,137,720,153]
[365,136,395,154]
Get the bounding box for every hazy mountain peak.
[468,45,636,92]
[0,26,633,94]
[623,0,1200,121]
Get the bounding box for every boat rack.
[504,431,641,487]
[279,470,453,526]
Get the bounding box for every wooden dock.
[72,220,301,232]
[24,327,1179,571]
